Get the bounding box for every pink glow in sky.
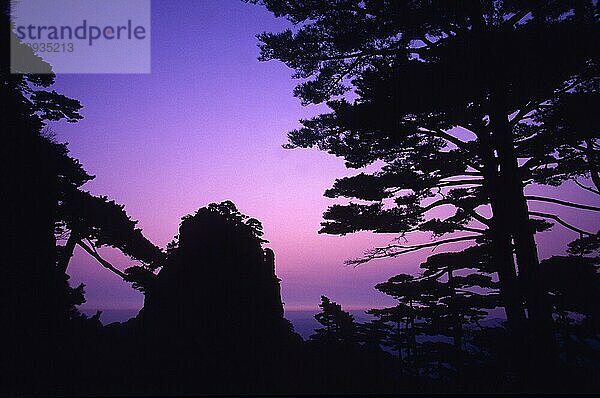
[49,0,599,313]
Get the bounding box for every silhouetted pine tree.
[1,1,86,393]
[311,295,359,346]
[57,187,164,292]
[250,0,599,383]
[370,244,501,384]
[537,228,598,378]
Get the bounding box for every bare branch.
[422,198,452,212]
[525,196,600,211]
[77,240,128,280]
[458,225,487,234]
[438,179,485,187]
[466,209,491,227]
[574,179,600,196]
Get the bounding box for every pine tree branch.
[425,191,491,227]
[529,211,595,236]
[347,235,481,266]
[422,199,452,212]
[57,230,78,273]
[77,240,128,280]
[300,46,424,62]
[519,156,545,170]
[584,139,600,192]
[421,36,435,46]
[465,209,491,227]
[525,196,600,211]
[505,11,530,27]
[461,171,484,176]
[438,179,484,187]
[574,179,600,196]
[424,128,469,148]
[458,225,487,234]
[510,77,590,127]
[328,55,364,94]
[431,128,484,172]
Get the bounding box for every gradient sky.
[49,0,599,313]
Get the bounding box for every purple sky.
[50,0,599,313]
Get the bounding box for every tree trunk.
[448,270,464,383]
[477,128,528,332]
[476,125,531,387]
[584,138,600,192]
[467,0,529,359]
[489,90,557,387]
[58,231,78,273]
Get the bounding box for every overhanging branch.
[347,235,481,266]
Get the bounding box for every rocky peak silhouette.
[138,202,296,365]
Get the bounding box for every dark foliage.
[3,0,599,395]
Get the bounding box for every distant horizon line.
[78,304,384,313]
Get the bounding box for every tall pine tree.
[250,0,599,381]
